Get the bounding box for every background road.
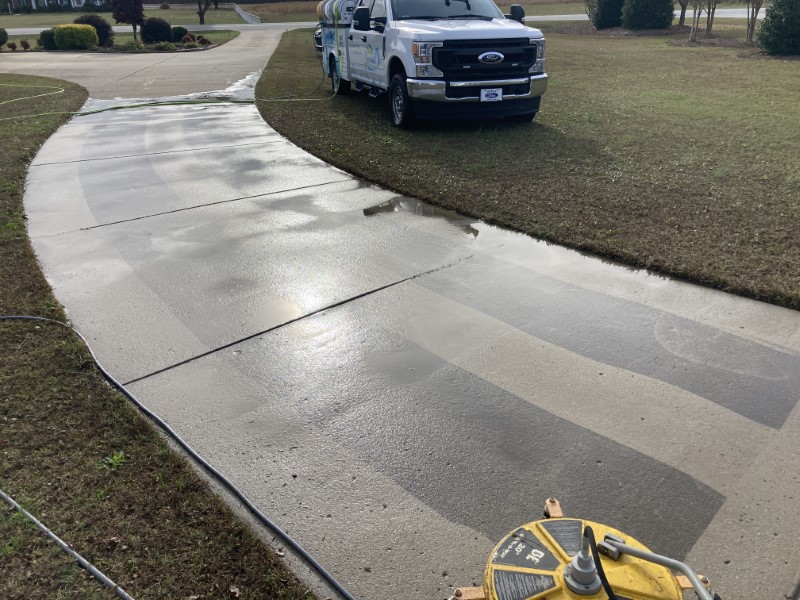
[6,26,800,600]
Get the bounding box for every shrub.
[182,41,199,48]
[20,39,31,50]
[621,0,674,29]
[171,25,188,42]
[182,32,196,43]
[197,35,211,46]
[39,28,58,51]
[53,24,99,50]
[160,2,170,8]
[758,0,800,55]
[0,28,7,47]
[7,41,17,51]
[118,40,144,52]
[154,41,176,51]
[141,16,172,43]
[74,14,114,47]
[586,0,625,29]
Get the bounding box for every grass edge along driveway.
[256,26,800,311]
[0,73,313,600]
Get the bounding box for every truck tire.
[389,73,415,128]
[330,55,350,95]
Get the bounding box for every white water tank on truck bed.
[318,0,357,26]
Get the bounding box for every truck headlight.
[412,41,443,63]
[529,38,545,59]
[413,42,444,77]
[529,59,545,74]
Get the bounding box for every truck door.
[348,0,387,87]
[347,0,369,82]
[362,0,387,87]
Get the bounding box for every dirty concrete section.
[19,49,800,600]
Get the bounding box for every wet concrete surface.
[18,47,800,600]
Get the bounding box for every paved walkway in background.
[5,26,799,600]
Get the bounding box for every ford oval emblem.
[478,51,504,64]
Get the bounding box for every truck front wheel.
[389,74,415,128]
[330,56,350,95]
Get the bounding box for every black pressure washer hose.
[0,315,358,600]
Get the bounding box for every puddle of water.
[363,197,479,238]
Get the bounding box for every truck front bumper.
[406,73,548,103]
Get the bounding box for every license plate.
[480,88,503,102]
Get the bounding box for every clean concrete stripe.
[417,256,800,429]
[687,399,800,599]
[396,283,770,496]
[477,228,800,354]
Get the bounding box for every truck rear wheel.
[389,74,415,128]
[330,55,350,95]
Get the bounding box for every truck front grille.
[433,38,536,79]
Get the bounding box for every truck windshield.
[391,0,504,20]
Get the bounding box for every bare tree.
[677,0,690,25]
[689,0,708,41]
[745,0,764,42]
[195,0,213,24]
[705,0,719,34]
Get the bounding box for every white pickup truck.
[317,0,547,127]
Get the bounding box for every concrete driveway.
[7,28,800,600]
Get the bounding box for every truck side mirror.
[371,16,386,33]
[507,4,525,23]
[353,7,370,31]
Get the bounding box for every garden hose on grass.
[0,315,358,600]
[0,488,135,600]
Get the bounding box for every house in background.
[7,0,109,11]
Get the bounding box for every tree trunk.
[690,4,703,42]
[705,3,716,35]
[679,1,688,26]
[132,23,137,42]
[745,0,763,43]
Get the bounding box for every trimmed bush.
[160,2,171,8]
[0,28,7,47]
[154,41,176,51]
[197,35,212,46]
[39,29,58,51]
[141,16,172,43]
[52,25,96,50]
[7,41,17,51]
[586,0,625,29]
[74,14,114,47]
[182,32,196,43]
[54,24,99,50]
[621,0,674,29]
[758,0,800,55]
[171,25,188,42]
[20,39,31,50]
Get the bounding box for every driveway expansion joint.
[122,254,474,386]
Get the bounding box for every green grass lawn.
[257,27,800,309]
[0,6,243,29]
[0,72,312,599]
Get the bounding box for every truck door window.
[370,0,386,19]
